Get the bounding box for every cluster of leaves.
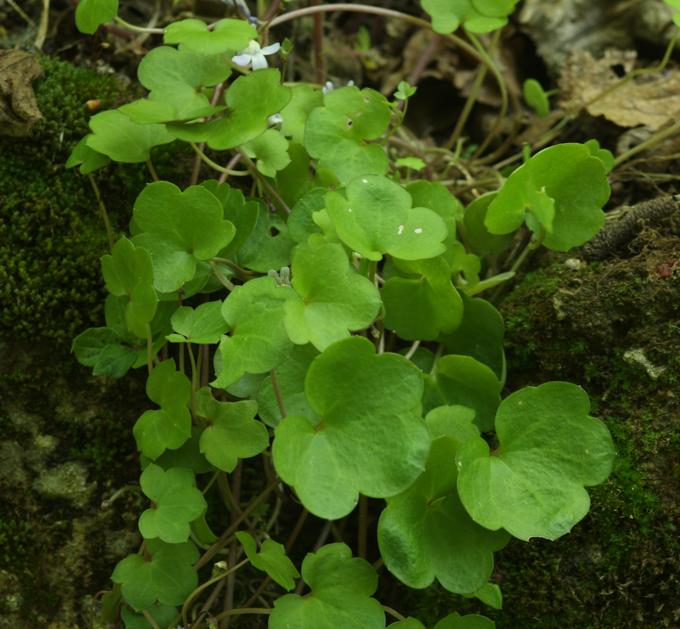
[68,2,618,628]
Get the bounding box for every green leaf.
[138,464,207,543]
[132,181,235,292]
[243,129,291,177]
[101,237,158,338]
[439,294,505,381]
[288,187,327,244]
[422,0,517,34]
[284,242,381,350]
[195,387,268,472]
[457,382,616,540]
[462,192,513,256]
[378,406,508,595]
[395,80,417,100]
[584,139,614,174]
[75,0,118,34]
[462,582,503,610]
[389,619,426,629]
[281,84,324,144]
[111,539,198,611]
[86,110,174,163]
[276,142,315,206]
[304,86,391,183]
[66,135,110,173]
[213,277,296,388]
[153,427,213,474]
[169,69,291,150]
[133,360,192,459]
[326,175,448,261]
[406,180,464,224]
[255,345,320,427]
[269,543,384,629]
[235,531,300,591]
[72,328,138,378]
[167,302,228,344]
[382,257,463,341]
[664,0,680,26]
[395,157,426,171]
[235,204,294,272]
[121,604,177,629]
[425,355,501,432]
[485,143,610,251]
[164,18,256,54]
[523,79,550,117]
[434,613,495,629]
[273,337,430,519]
[201,180,259,258]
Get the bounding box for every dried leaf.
[0,51,43,137]
[559,49,680,130]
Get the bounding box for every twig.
[34,0,50,49]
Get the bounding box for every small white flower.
[268,113,283,125]
[232,40,280,71]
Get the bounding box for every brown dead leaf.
[559,49,680,130]
[0,50,43,137]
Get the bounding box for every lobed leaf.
[273,337,430,519]
[269,543,384,629]
[235,531,300,591]
[457,382,616,540]
[195,387,268,472]
[284,241,381,350]
[111,539,198,611]
[138,464,207,543]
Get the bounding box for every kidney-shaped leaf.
[133,360,192,460]
[101,237,158,338]
[273,336,430,519]
[326,175,448,261]
[485,143,610,252]
[284,241,381,350]
[425,355,501,432]
[304,86,391,183]
[111,539,198,611]
[86,110,174,163]
[195,387,268,472]
[132,181,235,292]
[457,382,616,541]
[269,543,384,629]
[213,277,296,388]
[167,302,228,344]
[138,464,207,543]
[378,406,508,595]
[435,613,495,629]
[75,0,118,34]
[164,18,255,55]
[423,0,518,34]
[235,531,300,591]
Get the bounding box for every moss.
[486,230,680,627]
[0,56,189,346]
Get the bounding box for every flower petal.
[251,53,269,71]
[261,42,281,55]
[232,54,252,67]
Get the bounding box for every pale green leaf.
[457,382,616,540]
[273,337,430,519]
[86,110,174,163]
[284,241,381,350]
[195,387,268,472]
[236,531,300,591]
[269,543,384,629]
[75,0,118,34]
[138,464,207,543]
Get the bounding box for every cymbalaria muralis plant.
[66,0,679,626]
